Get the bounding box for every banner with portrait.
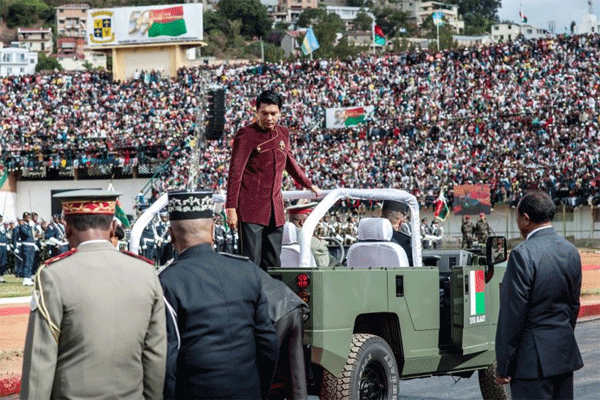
[452,184,492,215]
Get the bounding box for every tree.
[36,54,63,72]
[297,7,327,28]
[311,12,346,58]
[447,0,501,21]
[218,0,272,38]
[446,0,500,34]
[372,7,411,38]
[353,11,373,31]
[420,15,456,51]
[204,9,226,35]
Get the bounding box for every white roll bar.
[129,188,422,268]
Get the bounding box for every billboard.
[452,184,492,215]
[87,3,203,48]
[325,106,374,129]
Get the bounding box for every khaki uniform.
[21,241,166,400]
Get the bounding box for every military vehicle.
[129,188,510,399]
[271,188,510,400]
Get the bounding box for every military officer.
[140,218,158,263]
[287,202,331,268]
[225,90,320,271]
[21,190,166,400]
[475,212,492,244]
[257,268,308,400]
[44,214,68,258]
[431,219,443,249]
[30,212,44,273]
[0,215,8,283]
[461,215,475,249]
[15,212,36,286]
[159,190,279,399]
[156,211,172,264]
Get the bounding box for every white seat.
[346,218,410,269]
[281,222,317,268]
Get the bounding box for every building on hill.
[490,23,550,42]
[281,29,306,58]
[17,28,53,55]
[344,31,373,47]
[0,44,38,77]
[325,6,369,30]
[57,37,85,57]
[56,4,89,38]
[414,2,464,33]
[453,35,492,48]
[53,51,107,71]
[271,0,318,24]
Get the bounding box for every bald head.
[170,218,214,254]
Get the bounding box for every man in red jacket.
[226,90,319,270]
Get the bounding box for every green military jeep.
[271,188,510,400]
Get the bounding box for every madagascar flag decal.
[148,6,187,38]
[470,270,485,316]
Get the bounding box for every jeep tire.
[320,334,399,400]
[478,361,511,400]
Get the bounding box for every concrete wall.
[111,44,192,81]
[8,179,148,222]
[419,203,600,248]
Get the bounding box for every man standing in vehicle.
[226,90,320,270]
[496,191,583,399]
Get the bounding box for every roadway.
[397,318,600,400]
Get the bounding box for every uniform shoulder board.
[45,248,78,265]
[121,250,154,265]
[156,258,174,275]
[219,252,251,262]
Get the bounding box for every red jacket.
[226,123,313,227]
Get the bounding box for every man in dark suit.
[496,190,583,399]
[159,190,279,400]
[225,90,320,271]
[381,200,413,266]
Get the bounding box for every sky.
[498,0,594,34]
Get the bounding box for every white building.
[453,34,493,48]
[414,2,464,33]
[578,13,599,34]
[17,28,53,55]
[0,45,38,77]
[325,6,374,30]
[491,23,549,42]
[55,51,107,71]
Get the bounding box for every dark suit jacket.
[159,244,279,399]
[225,123,313,227]
[391,230,413,266]
[496,227,583,379]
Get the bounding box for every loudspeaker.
[205,88,226,140]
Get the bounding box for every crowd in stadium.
[2,33,600,208]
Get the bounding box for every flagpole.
[372,21,375,54]
[519,3,523,38]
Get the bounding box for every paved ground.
[396,318,600,400]
[1,250,599,397]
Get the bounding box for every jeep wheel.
[478,361,511,400]
[320,334,399,400]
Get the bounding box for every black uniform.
[158,244,279,400]
[391,230,413,266]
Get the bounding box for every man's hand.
[495,372,511,385]
[310,185,321,198]
[226,208,238,231]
